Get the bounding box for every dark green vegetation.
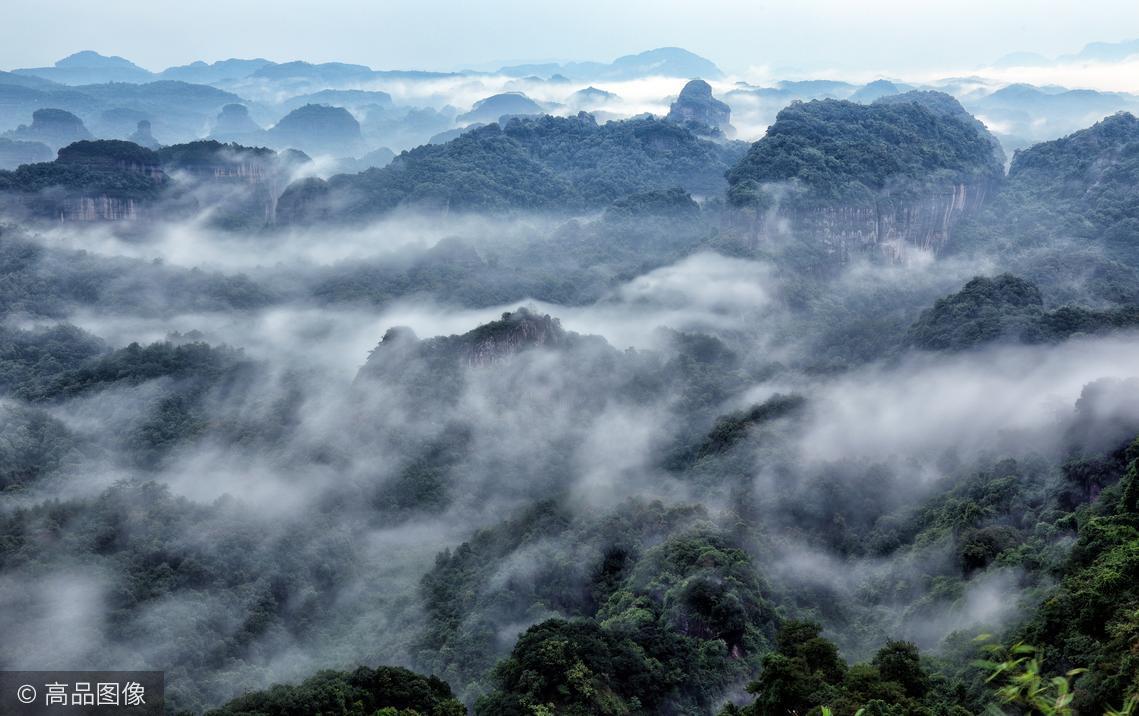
[206,666,464,716]
[0,138,303,225]
[907,274,1139,351]
[0,229,272,316]
[952,112,1139,278]
[416,500,777,711]
[722,623,958,716]
[726,98,1003,208]
[1015,440,1139,714]
[3,72,1139,716]
[278,114,746,222]
[0,139,163,200]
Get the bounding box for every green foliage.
[727,99,1002,208]
[0,322,106,392]
[280,114,745,222]
[14,340,245,402]
[0,232,273,317]
[420,500,775,712]
[950,112,1139,270]
[0,402,89,490]
[669,393,806,469]
[728,621,942,716]
[0,481,365,712]
[907,274,1139,351]
[206,665,464,716]
[156,140,275,170]
[56,139,160,168]
[1013,450,1139,714]
[906,274,1044,350]
[0,156,163,199]
[602,187,700,222]
[975,642,1084,715]
[475,619,659,715]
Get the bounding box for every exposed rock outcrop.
[726,96,1004,260]
[667,80,733,137]
[770,181,996,260]
[357,307,587,388]
[58,196,143,221]
[462,308,570,366]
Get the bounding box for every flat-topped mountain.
[3,108,93,149]
[209,103,263,143]
[727,94,1004,258]
[267,103,365,156]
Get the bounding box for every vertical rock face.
[59,196,142,221]
[357,307,578,385]
[726,96,1005,260]
[463,308,569,366]
[777,181,995,260]
[666,79,733,136]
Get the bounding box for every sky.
[0,0,1137,76]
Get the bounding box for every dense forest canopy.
[0,36,1138,716]
[726,97,1004,209]
[277,114,747,222]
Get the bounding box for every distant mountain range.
[7,47,725,87]
[992,37,1139,67]
[495,47,724,80]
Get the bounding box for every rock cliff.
[666,79,733,136]
[726,96,1004,259]
[772,180,995,259]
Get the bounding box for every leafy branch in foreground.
[974,638,1137,716]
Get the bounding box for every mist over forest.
[0,19,1138,716]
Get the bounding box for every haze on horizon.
[1,0,1137,77]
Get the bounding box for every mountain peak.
[611,47,723,79]
[55,50,144,70]
[666,79,732,136]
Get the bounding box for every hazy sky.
[1,0,1137,75]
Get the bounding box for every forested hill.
[874,89,1007,165]
[276,113,747,223]
[721,93,1006,258]
[949,111,1139,276]
[982,112,1139,260]
[726,95,1003,208]
[0,138,305,224]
